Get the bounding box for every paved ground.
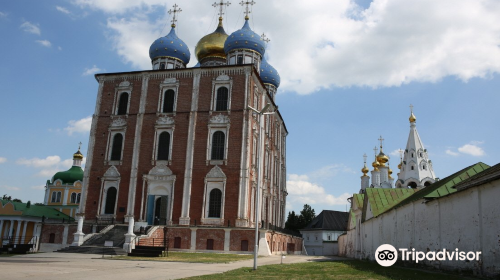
[0,252,349,280]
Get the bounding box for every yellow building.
[0,199,72,253]
[44,147,84,218]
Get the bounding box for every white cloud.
[56,6,71,14]
[0,157,6,163]
[458,143,485,157]
[0,11,7,18]
[36,40,52,47]
[31,185,45,190]
[1,186,21,191]
[74,0,500,94]
[390,149,404,157]
[445,149,459,156]
[58,46,63,51]
[287,173,351,207]
[82,65,102,76]
[17,156,62,168]
[16,155,84,178]
[64,116,92,135]
[20,21,41,35]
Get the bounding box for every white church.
[339,108,500,278]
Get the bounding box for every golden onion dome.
[409,112,416,123]
[372,160,380,171]
[361,164,369,176]
[398,161,402,169]
[388,166,393,179]
[377,151,389,166]
[73,148,83,160]
[195,18,228,63]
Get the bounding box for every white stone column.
[224,229,231,252]
[44,187,50,205]
[190,228,197,251]
[8,220,15,238]
[180,70,201,225]
[72,215,85,246]
[21,221,28,244]
[123,217,135,253]
[126,74,149,221]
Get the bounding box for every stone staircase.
[56,225,128,255]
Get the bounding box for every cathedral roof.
[302,210,349,231]
[224,19,266,56]
[149,27,191,64]
[52,166,83,185]
[260,58,280,88]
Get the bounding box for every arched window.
[211,131,225,160]
[77,193,81,203]
[104,187,117,215]
[215,87,229,111]
[117,92,129,115]
[70,193,77,203]
[56,191,61,203]
[157,132,171,161]
[424,181,432,187]
[408,182,418,189]
[423,165,427,170]
[51,192,57,203]
[163,90,175,113]
[208,189,222,218]
[110,133,123,161]
[411,166,414,170]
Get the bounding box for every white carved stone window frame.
[419,159,428,171]
[201,166,227,226]
[98,166,121,218]
[112,81,132,116]
[206,114,230,165]
[210,75,233,114]
[105,125,126,166]
[157,78,179,115]
[152,116,175,165]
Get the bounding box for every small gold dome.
[372,160,380,171]
[361,164,369,176]
[195,18,228,63]
[73,150,83,160]
[377,151,389,166]
[398,162,402,169]
[409,112,416,123]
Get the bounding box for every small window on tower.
[160,63,166,69]
[211,131,225,160]
[237,55,243,65]
[117,92,129,115]
[157,132,171,161]
[411,166,414,170]
[110,133,124,161]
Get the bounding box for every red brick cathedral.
[73,3,302,254]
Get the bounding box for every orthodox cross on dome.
[78,142,82,150]
[373,146,378,157]
[240,0,256,20]
[410,104,414,113]
[213,0,231,18]
[168,4,182,28]
[363,153,367,164]
[398,149,404,160]
[378,135,385,149]
[261,33,270,45]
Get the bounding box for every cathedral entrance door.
[147,195,168,225]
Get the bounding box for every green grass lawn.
[183,260,478,280]
[109,252,254,263]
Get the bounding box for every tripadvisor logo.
[375,244,482,267]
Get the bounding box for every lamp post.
[248,103,275,270]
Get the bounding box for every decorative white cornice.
[156,116,175,125]
[209,114,230,124]
[103,166,120,178]
[148,164,173,176]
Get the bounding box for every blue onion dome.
[260,58,280,88]
[149,26,191,65]
[224,19,265,56]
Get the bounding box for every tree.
[298,204,316,229]
[285,204,316,230]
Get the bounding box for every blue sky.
[0,0,499,215]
